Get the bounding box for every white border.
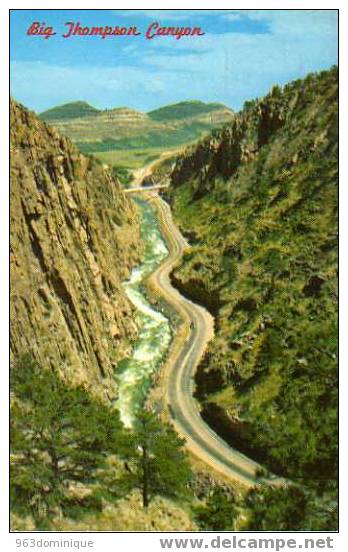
[2,2,345,551]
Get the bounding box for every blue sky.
[10,9,338,113]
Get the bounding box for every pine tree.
[244,485,308,531]
[194,487,240,530]
[119,410,192,508]
[244,484,338,531]
[10,355,124,526]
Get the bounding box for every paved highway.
[146,194,265,487]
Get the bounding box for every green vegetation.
[111,165,133,187]
[244,485,337,531]
[40,101,100,121]
[10,355,192,529]
[92,147,181,170]
[167,67,338,529]
[148,100,226,121]
[193,483,337,531]
[119,411,192,508]
[76,121,213,153]
[193,487,240,530]
[10,355,122,527]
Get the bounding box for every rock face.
[10,99,142,400]
[170,87,287,196]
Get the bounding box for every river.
[115,198,172,427]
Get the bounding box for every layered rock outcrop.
[10,99,142,400]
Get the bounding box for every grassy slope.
[40,101,100,121]
[167,68,338,499]
[76,121,214,154]
[92,147,169,169]
[148,100,226,121]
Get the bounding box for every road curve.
[145,193,264,487]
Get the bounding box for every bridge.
[124,183,169,194]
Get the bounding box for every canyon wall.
[165,68,338,492]
[10,99,142,400]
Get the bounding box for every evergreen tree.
[244,485,305,531]
[119,410,192,508]
[10,355,124,526]
[193,487,240,531]
[243,484,334,531]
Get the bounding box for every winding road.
[126,157,282,487]
[143,192,264,487]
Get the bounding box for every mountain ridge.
[38,99,234,169]
[147,100,229,121]
[40,100,100,121]
[39,99,232,122]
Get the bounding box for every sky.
[10,9,338,114]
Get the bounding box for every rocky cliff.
[10,99,142,401]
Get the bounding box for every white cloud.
[238,9,337,36]
[120,10,238,21]
[141,28,336,76]
[10,60,195,112]
[222,14,242,22]
[119,10,197,21]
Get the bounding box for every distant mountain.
[40,101,100,121]
[148,100,228,121]
[39,102,100,122]
[38,100,234,169]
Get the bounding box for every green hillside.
[148,100,226,121]
[77,121,214,152]
[40,101,100,121]
[165,67,338,529]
